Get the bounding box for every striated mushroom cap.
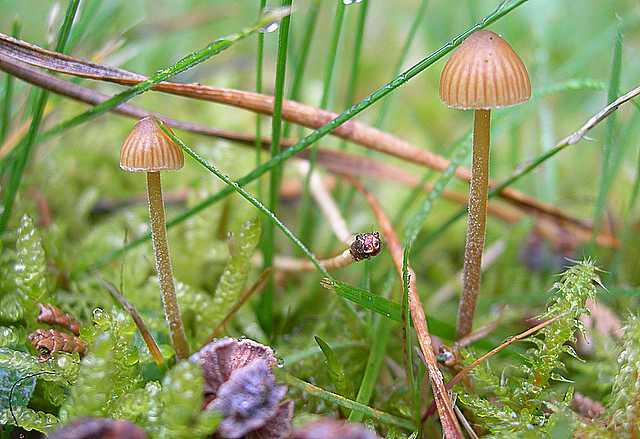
[191,337,292,439]
[190,337,277,395]
[439,30,531,110]
[119,116,184,172]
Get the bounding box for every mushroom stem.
[457,109,491,339]
[145,171,190,360]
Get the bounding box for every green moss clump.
[59,309,141,421]
[14,214,49,304]
[0,405,59,433]
[152,361,220,439]
[605,314,640,437]
[211,217,261,325]
[458,260,601,436]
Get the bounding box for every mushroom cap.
[439,30,531,110]
[119,116,184,172]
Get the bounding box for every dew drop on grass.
[259,21,279,33]
[343,0,363,4]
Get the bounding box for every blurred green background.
[1,0,639,343]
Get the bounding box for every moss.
[458,260,601,435]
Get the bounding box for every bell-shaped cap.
[439,30,531,110]
[120,117,184,172]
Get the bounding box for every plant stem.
[77,0,532,271]
[457,109,490,339]
[299,0,346,248]
[145,171,189,360]
[262,0,294,338]
[0,0,80,233]
[0,20,20,144]
[255,0,266,201]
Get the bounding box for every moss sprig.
[458,259,601,435]
[212,217,261,326]
[14,214,49,305]
[59,309,141,421]
[606,314,640,437]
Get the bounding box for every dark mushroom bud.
[292,419,379,439]
[48,417,147,439]
[440,30,531,339]
[120,116,189,360]
[191,338,293,439]
[349,232,382,262]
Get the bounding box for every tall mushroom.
[120,116,190,359]
[439,30,531,339]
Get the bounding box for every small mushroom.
[191,337,293,439]
[440,30,531,339]
[120,116,189,359]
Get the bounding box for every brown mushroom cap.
[120,116,184,172]
[439,30,531,110]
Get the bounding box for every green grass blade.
[320,278,457,340]
[416,82,629,252]
[349,315,391,422]
[606,111,640,280]
[255,0,267,200]
[39,8,290,142]
[339,0,424,231]
[0,0,81,233]
[283,340,366,365]
[298,0,347,247]
[403,138,471,248]
[332,0,369,249]
[341,0,369,128]
[314,335,352,416]
[0,19,20,144]
[263,0,294,336]
[402,249,420,429]
[88,0,530,270]
[349,272,394,422]
[321,278,401,322]
[591,24,623,245]
[630,132,640,213]
[374,0,429,129]
[534,79,606,97]
[66,0,102,49]
[285,0,322,114]
[276,370,415,431]
[160,123,329,278]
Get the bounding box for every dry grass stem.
[346,176,462,438]
[0,36,579,225]
[98,277,164,367]
[0,53,620,249]
[295,160,351,244]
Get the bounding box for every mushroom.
[439,30,530,338]
[120,116,189,359]
[191,337,293,439]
